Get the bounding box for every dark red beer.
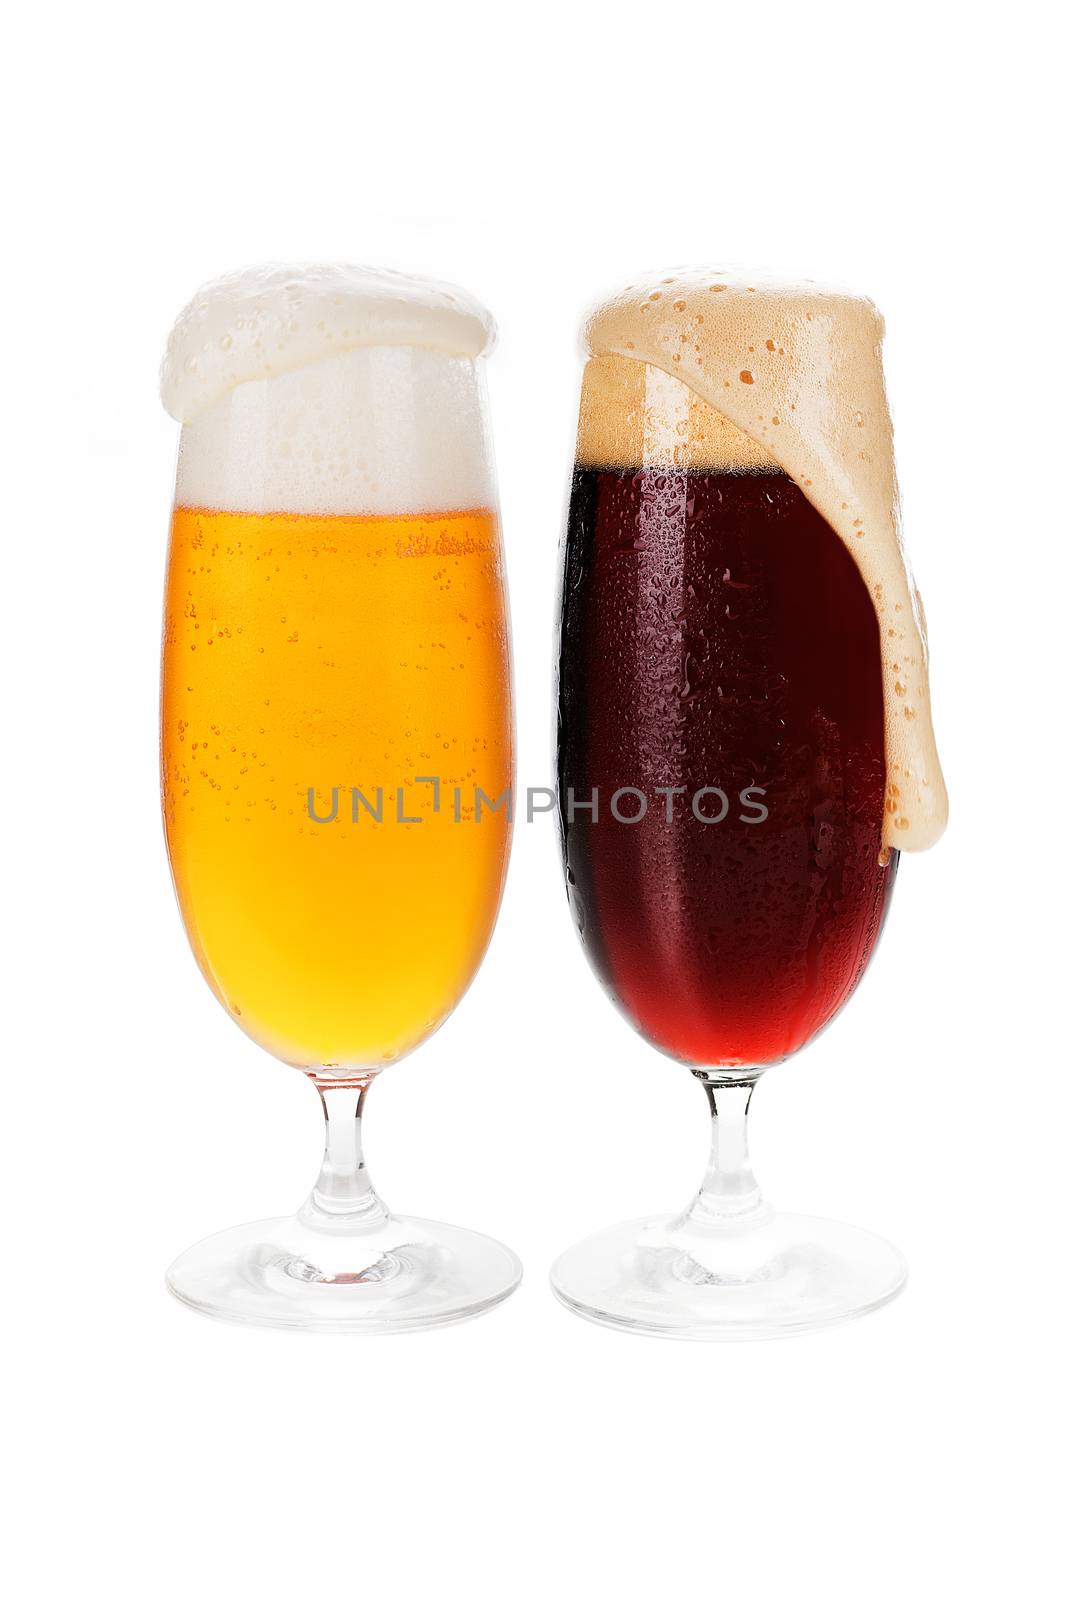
[557,466,896,1067]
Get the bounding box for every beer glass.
[552,271,947,1338]
[160,265,520,1330]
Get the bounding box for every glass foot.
[550,1208,906,1341]
[167,1212,522,1333]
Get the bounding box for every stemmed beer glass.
[160,265,519,1330]
[552,270,947,1338]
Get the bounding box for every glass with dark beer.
[552,272,948,1338]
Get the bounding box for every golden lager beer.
[159,265,520,1330]
[162,503,511,1070]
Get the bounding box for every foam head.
[578,267,948,852]
[161,264,497,517]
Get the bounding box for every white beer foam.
[161,262,495,423]
[162,265,497,516]
[580,268,948,852]
[174,346,495,516]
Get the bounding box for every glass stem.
[299,1080,389,1231]
[687,1075,767,1224]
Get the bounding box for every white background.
[5,2,1063,1595]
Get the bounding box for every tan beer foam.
[578,355,779,472]
[579,268,948,853]
[161,263,495,424]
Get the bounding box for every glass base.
[167,1212,522,1333]
[550,1207,906,1341]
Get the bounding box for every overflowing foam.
[162,265,497,517]
[579,268,947,852]
[161,263,495,422]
